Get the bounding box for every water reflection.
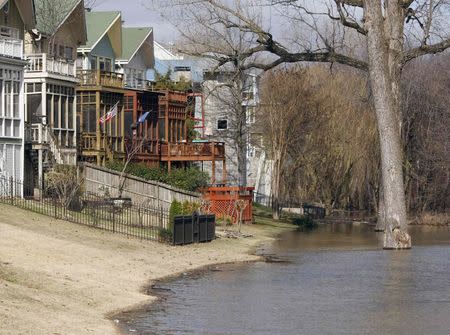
[118,223,450,335]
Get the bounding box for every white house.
[0,0,35,194]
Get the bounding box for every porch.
[0,38,23,59]
[77,70,124,89]
[25,54,77,79]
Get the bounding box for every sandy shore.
[0,204,292,334]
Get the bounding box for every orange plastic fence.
[201,186,254,224]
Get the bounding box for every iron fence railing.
[0,176,168,242]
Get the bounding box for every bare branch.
[404,38,450,63]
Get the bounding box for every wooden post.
[222,159,227,184]
[165,92,169,142]
[95,91,101,152]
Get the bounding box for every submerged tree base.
[383,228,412,249]
[374,224,385,232]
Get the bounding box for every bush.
[159,228,173,243]
[105,161,208,192]
[291,215,317,229]
[168,200,183,233]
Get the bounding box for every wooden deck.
[77,70,124,91]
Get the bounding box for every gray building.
[202,70,272,203]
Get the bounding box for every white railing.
[26,123,65,164]
[26,53,76,77]
[47,127,64,164]
[0,38,23,59]
[26,123,49,144]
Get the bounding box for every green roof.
[83,10,120,49]
[34,0,81,35]
[119,27,152,62]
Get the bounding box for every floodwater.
[117,223,450,335]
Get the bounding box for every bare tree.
[45,165,83,218]
[257,67,314,219]
[150,0,450,249]
[117,139,146,198]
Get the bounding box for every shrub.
[159,228,173,243]
[182,200,201,215]
[105,161,208,192]
[168,200,183,233]
[291,215,317,229]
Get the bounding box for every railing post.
[112,209,116,233]
[9,176,14,205]
[42,53,47,72]
[53,197,57,218]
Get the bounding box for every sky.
[95,0,179,42]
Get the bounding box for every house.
[0,0,35,192]
[116,27,154,89]
[76,10,126,165]
[203,69,273,197]
[24,0,87,191]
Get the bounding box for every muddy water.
[118,223,450,335]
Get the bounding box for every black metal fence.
[173,214,215,245]
[0,176,168,242]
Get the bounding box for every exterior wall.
[202,73,273,194]
[85,35,115,71]
[122,47,147,88]
[0,1,25,40]
[0,1,30,189]
[0,63,25,184]
[84,163,200,210]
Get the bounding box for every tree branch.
[403,38,450,63]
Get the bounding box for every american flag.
[99,101,119,124]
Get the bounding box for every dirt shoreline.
[0,204,293,335]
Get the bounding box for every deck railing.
[77,70,124,88]
[0,38,23,59]
[160,142,225,159]
[25,123,48,144]
[26,53,76,77]
[80,133,98,151]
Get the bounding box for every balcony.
[26,53,76,78]
[160,141,225,162]
[77,70,124,89]
[25,123,48,144]
[0,38,23,59]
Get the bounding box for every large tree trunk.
[375,182,386,232]
[364,0,411,249]
[271,154,282,220]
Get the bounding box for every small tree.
[117,139,146,198]
[45,165,83,218]
[234,199,248,233]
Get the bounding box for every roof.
[82,10,121,50]
[5,0,36,29]
[118,27,152,62]
[34,0,80,35]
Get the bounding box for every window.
[13,82,19,118]
[217,119,228,130]
[0,26,19,39]
[90,56,97,70]
[65,47,73,60]
[61,96,67,128]
[5,81,11,117]
[83,105,96,132]
[53,95,60,127]
[105,59,111,72]
[27,94,42,123]
[68,97,74,129]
